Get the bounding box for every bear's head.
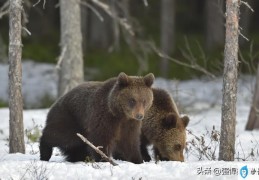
[155,113,189,162]
[108,72,154,121]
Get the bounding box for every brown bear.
[140,88,189,162]
[39,72,154,163]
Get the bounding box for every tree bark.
[58,0,84,97]
[219,0,240,161]
[160,0,175,78]
[205,0,225,51]
[246,63,259,130]
[8,0,25,153]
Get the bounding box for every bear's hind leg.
[61,145,89,162]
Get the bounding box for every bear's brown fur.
[140,88,189,162]
[113,119,143,163]
[39,72,154,163]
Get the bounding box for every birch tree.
[9,0,25,153]
[219,0,240,161]
[58,0,84,97]
[160,0,175,78]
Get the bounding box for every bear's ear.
[161,113,177,129]
[144,73,155,87]
[181,115,190,127]
[118,72,129,87]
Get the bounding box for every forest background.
[0,0,258,81]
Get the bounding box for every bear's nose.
[135,114,144,120]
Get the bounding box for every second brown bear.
[141,88,189,162]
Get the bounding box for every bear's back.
[46,78,117,125]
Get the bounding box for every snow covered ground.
[0,61,259,179]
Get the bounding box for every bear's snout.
[135,113,144,120]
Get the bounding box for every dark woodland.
[0,0,258,80]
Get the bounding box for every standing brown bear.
[39,72,154,163]
[140,88,189,162]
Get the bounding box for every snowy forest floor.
[0,61,259,179]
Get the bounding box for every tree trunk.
[246,63,259,130]
[8,0,25,153]
[205,0,225,51]
[160,0,175,78]
[219,0,240,161]
[58,0,84,97]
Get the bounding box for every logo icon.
[240,165,248,179]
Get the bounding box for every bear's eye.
[128,98,136,108]
[174,144,181,151]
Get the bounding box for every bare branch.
[33,0,46,9]
[22,27,31,36]
[239,29,249,41]
[143,0,148,7]
[0,1,9,19]
[77,133,118,166]
[241,1,254,12]
[149,42,216,79]
[84,0,135,36]
[56,46,67,70]
[80,1,104,22]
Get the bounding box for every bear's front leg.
[87,129,116,162]
[115,120,143,164]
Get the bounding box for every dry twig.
[241,1,254,12]
[56,46,67,69]
[77,133,118,166]
[33,0,46,9]
[150,42,216,79]
[80,1,104,22]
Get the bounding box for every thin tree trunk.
[160,0,175,78]
[8,0,25,153]
[59,0,84,97]
[246,63,259,130]
[205,0,225,51]
[219,0,240,161]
